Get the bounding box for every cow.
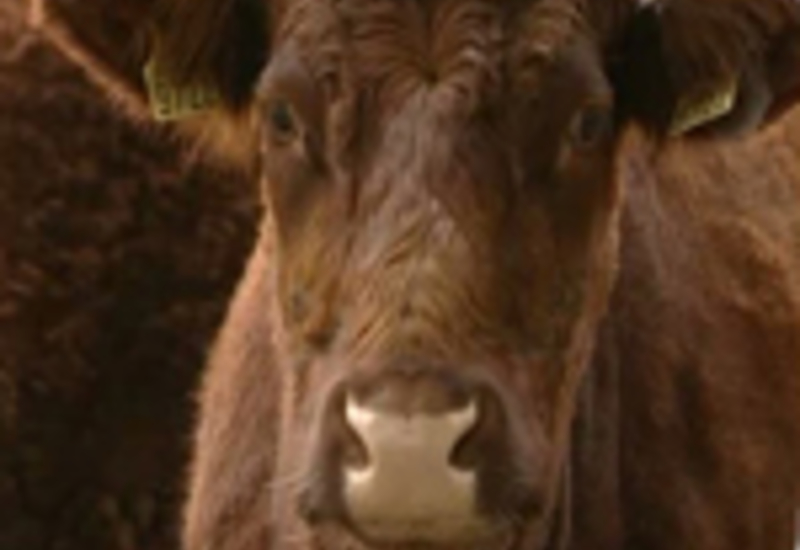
[31,0,800,549]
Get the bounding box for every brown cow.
[1,2,257,548]
[31,0,800,549]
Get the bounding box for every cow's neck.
[561,318,624,550]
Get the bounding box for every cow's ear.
[609,0,800,137]
[30,0,270,120]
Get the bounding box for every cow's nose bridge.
[349,364,475,415]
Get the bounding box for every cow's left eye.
[568,103,613,150]
[266,100,299,144]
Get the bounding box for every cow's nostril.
[340,414,369,470]
[451,425,481,470]
[450,389,505,470]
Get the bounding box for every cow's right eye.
[567,103,613,151]
[267,100,299,144]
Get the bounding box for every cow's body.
[0,2,257,548]
[574,120,800,549]
[32,0,800,548]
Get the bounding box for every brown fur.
[573,116,800,549]
[0,2,258,548]
[32,0,800,549]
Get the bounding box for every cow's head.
[34,0,800,548]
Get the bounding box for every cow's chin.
[346,513,517,549]
[308,521,522,550]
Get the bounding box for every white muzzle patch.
[343,396,488,542]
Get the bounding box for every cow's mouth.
[308,520,524,550]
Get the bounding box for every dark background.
[0,2,260,548]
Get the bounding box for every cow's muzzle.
[299,365,541,545]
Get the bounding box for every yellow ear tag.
[669,76,738,136]
[143,54,221,121]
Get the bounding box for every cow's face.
[258,2,620,547]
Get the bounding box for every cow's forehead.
[274,0,589,88]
